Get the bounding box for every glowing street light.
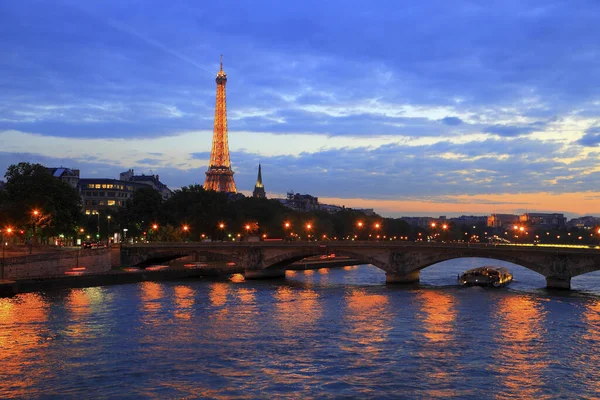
[1,227,13,281]
[107,215,112,245]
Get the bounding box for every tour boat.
[459,266,513,287]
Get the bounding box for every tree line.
[1,162,598,246]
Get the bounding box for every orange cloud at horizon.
[321,191,600,217]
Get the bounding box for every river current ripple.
[1,258,600,399]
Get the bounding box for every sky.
[2,0,600,218]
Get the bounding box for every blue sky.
[2,0,600,217]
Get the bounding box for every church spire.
[255,163,263,188]
[253,163,266,198]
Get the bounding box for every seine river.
[1,258,599,399]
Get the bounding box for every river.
[0,258,599,398]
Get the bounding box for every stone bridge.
[120,242,600,289]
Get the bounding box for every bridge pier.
[386,270,420,284]
[546,276,571,290]
[244,268,286,280]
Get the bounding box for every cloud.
[483,122,545,137]
[2,0,600,215]
[440,116,464,126]
[578,126,600,146]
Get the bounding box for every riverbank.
[0,257,362,297]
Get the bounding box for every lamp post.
[357,221,364,241]
[152,224,158,242]
[31,209,39,254]
[306,223,312,242]
[2,228,13,281]
[374,222,381,241]
[107,215,111,246]
[123,228,128,243]
[97,212,100,243]
[182,225,189,241]
[284,222,291,241]
[218,223,225,241]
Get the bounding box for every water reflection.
[273,286,321,335]
[209,282,229,308]
[341,289,391,357]
[0,294,50,397]
[140,282,164,313]
[173,285,195,320]
[414,291,463,398]
[493,294,549,399]
[575,300,600,393]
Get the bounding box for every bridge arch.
[411,253,548,276]
[263,249,386,271]
[132,249,245,267]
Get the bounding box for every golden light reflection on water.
[341,289,391,362]
[209,282,229,308]
[414,291,459,398]
[0,294,50,396]
[140,282,164,313]
[173,285,195,320]
[274,286,321,335]
[416,291,456,342]
[576,300,600,393]
[493,294,549,399]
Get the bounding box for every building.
[519,213,566,228]
[120,169,172,200]
[279,191,319,212]
[204,56,237,193]
[567,216,600,229]
[320,204,344,213]
[450,215,488,227]
[252,164,266,198]
[487,214,520,228]
[45,167,80,188]
[79,178,141,215]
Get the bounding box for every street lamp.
[218,222,225,241]
[31,209,40,254]
[374,222,381,241]
[306,223,312,241]
[357,221,364,241]
[123,228,128,243]
[107,215,112,246]
[2,228,13,281]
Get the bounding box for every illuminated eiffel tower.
[203,55,237,193]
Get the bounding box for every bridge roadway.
[120,241,600,289]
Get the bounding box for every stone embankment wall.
[3,247,112,280]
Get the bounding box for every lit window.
[99,201,105,206]
[88,184,94,189]
[108,200,116,206]
[101,184,107,189]
[85,210,90,215]
[95,184,101,189]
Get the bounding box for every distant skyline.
[2,0,600,218]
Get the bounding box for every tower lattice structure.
[204,56,237,193]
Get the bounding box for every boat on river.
[459,266,513,287]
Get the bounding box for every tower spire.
[203,56,237,193]
[256,163,263,187]
[253,163,266,198]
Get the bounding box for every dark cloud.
[440,117,463,126]
[484,122,545,137]
[578,126,600,147]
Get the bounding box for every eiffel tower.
[203,55,237,193]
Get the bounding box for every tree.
[1,162,82,241]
